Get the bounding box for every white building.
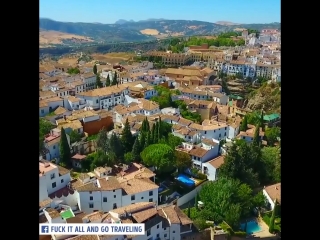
[202,155,225,181]
[64,96,88,110]
[209,92,229,105]
[39,160,72,202]
[42,128,71,161]
[172,125,200,143]
[39,97,64,112]
[189,121,229,141]
[82,72,96,91]
[262,183,281,210]
[76,85,130,110]
[74,164,159,214]
[114,99,160,123]
[236,125,264,143]
[44,201,194,240]
[176,140,220,170]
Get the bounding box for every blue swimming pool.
[176,174,195,187]
[240,220,262,234]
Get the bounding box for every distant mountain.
[115,19,135,24]
[39,18,280,45]
[215,21,241,26]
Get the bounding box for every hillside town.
[39,29,281,240]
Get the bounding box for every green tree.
[246,112,261,125]
[39,118,55,152]
[105,74,111,87]
[131,137,141,162]
[174,151,192,171]
[93,64,97,75]
[144,131,152,149]
[121,119,134,153]
[221,79,230,95]
[140,143,175,173]
[111,71,118,85]
[107,132,124,162]
[139,132,146,152]
[96,128,108,152]
[252,124,261,146]
[219,140,261,188]
[240,115,248,131]
[265,127,280,146]
[69,130,82,144]
[199,177,254,228]
[88,150,109,170]
[124,152,134,163]
[152,122,159,144]
[95,74,103,88]
[252,191,267,209]
[261,146,281,183]
[59,127,71,166]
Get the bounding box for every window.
[50,173,55,179]
[204,131,207,134]
[114,195,116,198]
[156,233,160,238]
[164,234,167,237]
[53,145,56,149]
[149,191,153,196]
[41,109,44,114]
[52,182,56,188]
[147,229,151,236]
[141,197,144,199]
[113,190,115,192]
[89,191,92,194]
[157,225,159,229]
[113,203,117,209]
[164,228,166,230]
[149,198,153,202]
[61,179,64,183]
[224,132,226,136]
[90,196,93,200]
[103,197,107,202]
[173,231,175,233]
[225,127,227,130]
[96,99,98,104]
[89,203,94,208]
[131,195,135,201]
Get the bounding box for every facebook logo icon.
[41,226,49,233]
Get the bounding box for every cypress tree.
[95,74,102,88]
[158,117,162,141]
[93,64,97,75]
[240,115,248,131]
[139,132,146,152]
[253,123,261,146]
[105,74,111,87]
[121,118,133,153]
[111,71,117,85]
[131,137,141,162]
[144,131,151,149]
[59,127,71,166]
[269,200,277,233]
[153,122,158,144]
[260,110,265,131]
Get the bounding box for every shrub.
[197,172,207,180]
[234,231,247,237]
[193,218,211,230]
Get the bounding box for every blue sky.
[40,0,280,24]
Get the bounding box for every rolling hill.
[39,18,280,46]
